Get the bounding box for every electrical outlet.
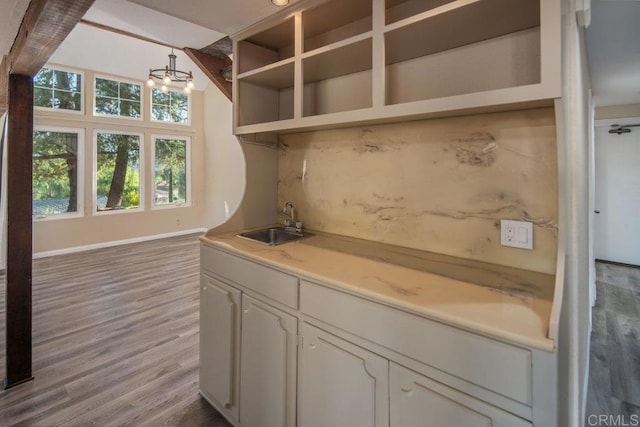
[500,219,533,250]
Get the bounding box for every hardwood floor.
[586,261,640,423]
[7,236,636,426]
[0,234,232,427]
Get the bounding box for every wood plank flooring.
[586,261,640,423]
[0,234,232,427]
[7,236,636,426]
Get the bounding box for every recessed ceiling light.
[271,0,289,5]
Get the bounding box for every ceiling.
[0,0,30,57]
[585,0,640,107]
[1,0,638,106]
[1,0,299,91]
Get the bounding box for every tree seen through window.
[32,130,80,217]
[96,132,141,211]
[154,138,188,206]
[33,67,82,111]
[95,77,141,118]
[151,88,189,124]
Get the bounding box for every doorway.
[594,119,640,266]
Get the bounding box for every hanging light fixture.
[146,49,195,93]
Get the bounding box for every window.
[95,131,142,212]
[32,127,84,219]
[33,67,83,112]
[151,88,189,124]
[152,136,190,207]
[94,77,142,119]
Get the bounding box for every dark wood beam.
[5,74,34,389]
[184,48,232,102]
[2,0,96,388]
[0,0,96,114]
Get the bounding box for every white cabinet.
[200,243,557,426]
[298,323,389,427]
[389,362,532,427]
[199,274,241,424]
[239,294,297,427]
[232,0,561,135]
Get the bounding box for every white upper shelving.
[232,0,561,134]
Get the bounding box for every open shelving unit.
[232,0,560,135]
[303,37,373,117]
[385,0,541,105]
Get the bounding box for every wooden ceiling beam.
[184,47,233,102]
[0,0,96,114]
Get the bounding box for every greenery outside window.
[151,88,189,124]
[33,66,83,112]
[95,131,143,213]
[94,77,142,119]
[33,127,84,219]
[152,136,190,208]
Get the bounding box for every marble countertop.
[202,227,556,351]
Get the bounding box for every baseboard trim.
[32,228,208,260]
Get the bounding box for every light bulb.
[161,85,168,93]
[163,74,171,85]
[271,0,289,5]
[146,78,155,87]
[187,79,194,89]
[184,86,191,94]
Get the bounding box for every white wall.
[202,85,246,229]
[202,84,279,234]
[557,0,593,425]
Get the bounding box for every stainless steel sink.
[237,227,312,246]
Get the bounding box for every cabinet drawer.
[201,244,299,309]
[300,281,532,405]
[390,362,531,427]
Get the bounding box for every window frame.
[32,125,85,221]
[93,74,144,121]
[33,64,85,115]
[150,134,192,210]
[92,129,145,216]
[149,86,191,126]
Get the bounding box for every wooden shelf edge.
[301,31,373,61]
[234,85,557,136]
[384,0,481,33]
[237,57,296,81]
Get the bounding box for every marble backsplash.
[278,108,558,274]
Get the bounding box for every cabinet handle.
[594,209,601,214]
[224,403,232,409]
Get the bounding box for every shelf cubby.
[303,0,372,52]
[385,0,541,105]
[237,17,295,74]
[237,61,295,126]
[303,37,373,117]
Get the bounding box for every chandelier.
[146,49,194,93]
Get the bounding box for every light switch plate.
[500,219,533,250]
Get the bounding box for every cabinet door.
[240,294,297,427]
[390,363,532,427]
[299,323,389,427]
[199,275,241,421]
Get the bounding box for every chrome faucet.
[283,202,295,223]
[281,202,301,232]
